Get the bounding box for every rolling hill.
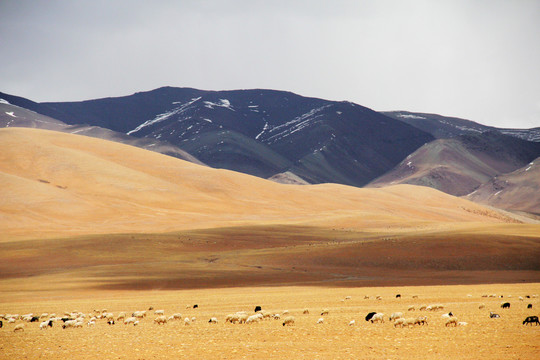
[1,127,539,290]
[367,131,540,197]
[0,127,524,242]
[466,158,540,215]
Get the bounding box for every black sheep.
[0,320,3,328]
[30,316,40,322]
[396,294,401,298]
[527,304,533,309]
[365,312,377,321]
[254,306,262,312]
[523,316,539,325]
[501,302,510,309]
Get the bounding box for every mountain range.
[2,87,539,214]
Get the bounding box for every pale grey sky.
[1,0,539,128]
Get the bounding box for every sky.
[1,0,539,129]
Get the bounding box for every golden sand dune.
[0,127,525,241]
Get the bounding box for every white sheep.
[87,321,95,327]
[132,311,146,318]
[445,318,458,327]
[457,321,468,326]
[419,305,427,311]
[225,314,238,323]
[402,318,416,327]
[246,314,262,324]
[154,316,167,325]
[184,317,190,325]
[321,309,329,316]
[393,318,405,328]
[116,312,126,321]
[282,316,295,326]
[191,317,196,322]
[349,320,355,326]
[124,317,136,325]
[303,309,309,314]
[317,318,324,324]
[40,320,52,330]
[408,305,415,311]
[154,310,165,315]
[273,314,281,320]
[13,324,24,332]
[209,317,218,324]
[414,316,428,326]
[133,321,139,326]
[389,312,403,321]
[370,313,385,323]
[344,296,352,300]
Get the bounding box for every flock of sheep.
[1,293,538,332]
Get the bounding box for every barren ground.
[1,284,539,360]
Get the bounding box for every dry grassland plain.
[0,285,539,360]
[1,128,539,359]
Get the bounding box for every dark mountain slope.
[35,87,434,186]
[384,111,540,142]
[0,95,203,165]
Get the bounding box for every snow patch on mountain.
[262,105,332,144]
[255,121,269,140]
[397,114,426,120]
[127,97,201,135]
[204,99,234,111]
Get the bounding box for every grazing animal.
[303,309,309,314]
[321,309,329,316]
[254,306,262,313]
[479,304,485,309]
[208,317,218,324]
[349,320,355,326]
[445,318,458,327]
[13,324,24,332]
[365,312,377,322]
[527,304,533,309]
[501,302,510,309]
[522,316,539,326]
[317,318,324,324]
[490,312,500,318]
[40,320,53,329]
[107,320,115,325]
[282,316,295,326]
[193,305,198,309]
[396,294,401,298]
[154,316,167,325]
[370,313,384,323]
[0,320,2,328]
[414,316,428,326]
